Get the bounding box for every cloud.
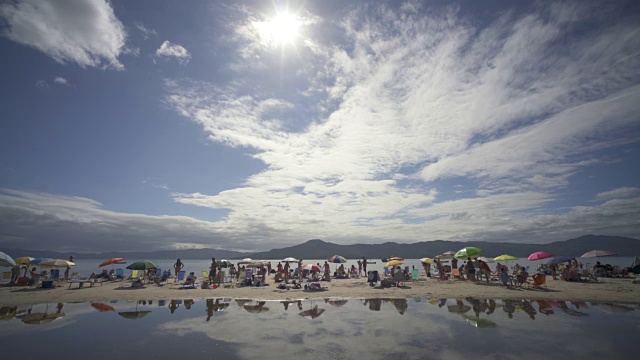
[0,0,127,69]
[53,76,68,85]
[135,22,157,39]
[34,80,48,89]
[156,40,191,63]
[596,187,640,201]
[163,3,640,246]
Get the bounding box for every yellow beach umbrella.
[494,254,518,261]
[386,260,403,267]
[15,257,34,265]
[420,258,433,264]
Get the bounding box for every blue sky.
[0,0,639,253]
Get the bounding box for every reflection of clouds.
[158,299,445,359]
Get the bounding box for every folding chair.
[115,268,124,281]
[412,269,419,281]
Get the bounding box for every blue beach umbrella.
[328,255,347,264]
[0,251,16,267]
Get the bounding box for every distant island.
[2,235,639,260]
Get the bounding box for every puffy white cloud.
[0,0,127,69]
[596,187,640,201]
[156,40,191,63]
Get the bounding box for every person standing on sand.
[357,260,362,276]
[64,256,74,280]
[362,257,367,276]
[174,258,184,282]
[283,261,290,282]
[298,259,304,281]
[323,261,331,280]
[209,258,217,284]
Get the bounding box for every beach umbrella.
[386,260,404,267]
[99,258,125,267]
[118,311,151,320]
[545,256,574,265]
[39,259,76,268]
[238,258,253,265]
[527,252,553,261]
[462,315,497,328]
[454,247,484,259]
[580,250,617,258]
[476,256,493,263]
[436,251,456,259]
[302,264,321,272]
[30,258,53,265]
[494,254,518,261]
[126,260,158,270]
[217,259,233,268]
[328,255,347,263]
[388,257,404,261]
[91,303,116,312]
[283,257,298,262]
[14,257,34,265]
[22,312,65,325]
[0,251,16,267]
[420,257,433,264]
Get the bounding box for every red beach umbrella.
[527,252,553,261]
[302,264,321,272]
[99,258,125,267]
[91,303,116,312]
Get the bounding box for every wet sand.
[1,275,638,306]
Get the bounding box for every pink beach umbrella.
[528,252,553,261]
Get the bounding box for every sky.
[0,0,639,253]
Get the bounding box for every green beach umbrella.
[126,260,158,270]
[217,259,233,268]
[118,311,151,320]
[454,247,484,259]
[494,254,518,261]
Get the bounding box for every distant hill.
[246,235,640,260]
[3,235,638,261]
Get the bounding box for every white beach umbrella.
[283,257,298,262]
[238,258,253,265]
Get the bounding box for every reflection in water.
[0,298,638,359]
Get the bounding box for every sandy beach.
[1,275,638,306]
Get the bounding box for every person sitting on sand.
[185,272,197,286]
[500,267,511,287]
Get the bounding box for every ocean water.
[0,297,637,359]
[67,257,636,278]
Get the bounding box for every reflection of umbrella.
[15,257,34,265]
[528,252,553,261]
[99,258,125,267]
[327,300,348,307]
[419,258,433,264]
[454,247,484,259]
[0,251,16,267]
[302,264,321,272]
[118,311,151,320]
[91,303,116,312]
[592,303,635,313]
[299,305,325,319]
[328,255,347,263]
[447,305,471,314]
[581,250,617,258]
[235,299,253,307]
[462,315,497,328]
[22,312,65,325]
[386,260,404,267]
[244,304,270,314]
[283,257,298,262]
[0,306,17,321]
[126,260,158,270]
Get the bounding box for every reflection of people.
[184,299,194,310]
[364,298,382,311]
[56,303,64,314]
[169,300,180,314]
[390,299,408,315]
[206,299,215,321]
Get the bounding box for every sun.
[254,12,301,46]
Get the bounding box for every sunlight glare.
[255,12,301,46]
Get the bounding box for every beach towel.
[179,282,200,290]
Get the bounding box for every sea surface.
[0,297,637,359]
[67,257,636,278]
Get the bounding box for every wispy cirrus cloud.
[164,2,640,246]
[0,0,127,69]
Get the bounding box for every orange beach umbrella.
[99,258,125,267]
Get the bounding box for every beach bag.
[201,281,209,289]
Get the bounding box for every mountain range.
[2,235,639,260]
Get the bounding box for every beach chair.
[115,268,124,281]
[130,270,139,280]
[49,269,60,282]
[412,269,419,281]
[175,270,186,283]
[202,271,209,281]
[581,269,597,282]
[451,269,462,280]
[245,268,253,286]
[1,272,11,282]
[393,270,406,287]
[528,274,547,289]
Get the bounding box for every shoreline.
[1,276,639,306]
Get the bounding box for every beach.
[1,275,638,306]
